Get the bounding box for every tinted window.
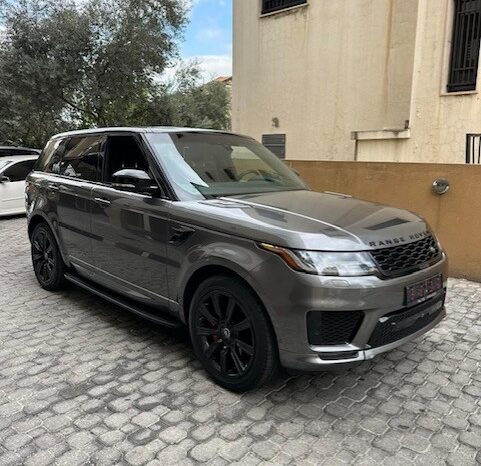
[38,139,65,173]
[57,136,104,182]
[4,160,36,182]
[104,136,149,182]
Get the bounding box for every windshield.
[146,132,308,199]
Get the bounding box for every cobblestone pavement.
[1,216,481,466]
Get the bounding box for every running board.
[64,272,182,329]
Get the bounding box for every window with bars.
[448,0,481,92]
[261,0,307,15]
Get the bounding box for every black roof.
[0,146,41,155]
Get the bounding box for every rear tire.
[31,222,67,291]
[188,275,278,392]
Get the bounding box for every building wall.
[233,0,481,163]
[357,0,481,163]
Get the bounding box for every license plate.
[406,274,443,306]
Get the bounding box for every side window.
[104,136,150,182]
[4,160,36,182]
[57,136,104,182]
[38,139,65,173]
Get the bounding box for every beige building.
[233,0,481,163]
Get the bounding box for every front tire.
[189,275,278,392]
[31,223,67,291]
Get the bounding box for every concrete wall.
[288,160,481,281]
[233,0,418,161]
[357,0,481,164]
[233,0,481,163]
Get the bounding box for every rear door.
[53,135,105,271]
[90,134,172,308]
[0,159,36,213]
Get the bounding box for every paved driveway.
[0,216,480,465]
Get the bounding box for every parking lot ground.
[0,216,481,465]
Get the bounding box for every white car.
[0,154,38,216]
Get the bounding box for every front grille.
[318,351,360,361]
[370,235,442,278]
[307,311,363,346]
[368,295,445,348]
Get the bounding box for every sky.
[178,0,233,81]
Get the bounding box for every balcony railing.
[261,0,307,15]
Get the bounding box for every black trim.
[64,272,182,328]
[368,293,446,348]
[307,311,364,346]
[261,0,307,14]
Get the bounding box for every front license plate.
[406,274,443,306]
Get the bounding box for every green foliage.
[0,0,231,148]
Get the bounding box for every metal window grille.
[466,133,481,163]
[448,0,481,92]
[261,0,307,15]
[262,134,286,159]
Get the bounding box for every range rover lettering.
[26,128,448,391]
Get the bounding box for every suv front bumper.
[252,253,448,372]
[280,301,446,371]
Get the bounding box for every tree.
[135,62,231,130]
[0,0,230,148]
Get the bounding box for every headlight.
[259,243,378,277]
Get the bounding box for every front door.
[90,134,172,308]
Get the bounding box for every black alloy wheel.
[31,223,66,291]
[189,275,278,391]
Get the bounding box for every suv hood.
[172,190,433,251]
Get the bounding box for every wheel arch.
[28,212,70,266]
[180,262,276,340]
[28,213,49,239]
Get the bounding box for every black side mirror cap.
[111,169,157,195]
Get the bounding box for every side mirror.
[0,175,10,183]
[111,169,156,195]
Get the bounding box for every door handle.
[94,197,111,207]
[47,183,59,192]
[169,225,195,244]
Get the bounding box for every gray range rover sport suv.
[26,127,448,391]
